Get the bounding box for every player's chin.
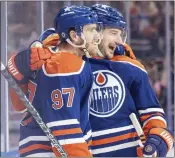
[105,49,113,59]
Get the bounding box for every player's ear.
[69,30,79,43]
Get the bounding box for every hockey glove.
[114,44,125,56]
[42,33,59,47]
[138,128,174,157]
[30,41,52,71]
[114,43,136,59]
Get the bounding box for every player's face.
[99,28,124,59]
[83,23,102,56]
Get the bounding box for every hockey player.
[88,4,174,157]
[9,4,174,157]
[8,5,103,157]
[28,23,174,157]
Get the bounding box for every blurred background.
[1,1,174,157]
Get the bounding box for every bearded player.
[7,5,103,157]
[9,4,174,157]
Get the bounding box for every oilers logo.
[90,70,125,117]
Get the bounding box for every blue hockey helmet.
[54,5,100,42]
[91,4,127,43]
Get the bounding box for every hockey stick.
[1,62,68,157]
[129,113,157,157]
[129,113,146,147]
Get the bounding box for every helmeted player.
[33,20,174,156]
[7,5,103,157]
[88,4,173,157]
[8,4,173,158]
[36,4,174,157]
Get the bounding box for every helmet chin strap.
[123,35,127,44]
[82,47,92,58]
[66,33,104,58]
[122,30,127,44]
[66,33,86,48]
[91,42,104,58]
[92,33,103,45]
[92,35,104,58]
[66,33,93,58]
[96,49,104,58]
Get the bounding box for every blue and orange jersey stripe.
[111,56,147,73]
[43,52,85,76]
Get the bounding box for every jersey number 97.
[51,88,75,110]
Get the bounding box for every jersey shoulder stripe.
[111,56,147,73]
[43,52,85,76]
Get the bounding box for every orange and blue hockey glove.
[30,41,52,71]
[138,128,174,157]
[124,43,136,60]
[7,41,53,84]
[39,28,59,47]
[114,43,136,60]
[30,28,60,71]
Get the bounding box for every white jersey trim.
[59,137,85,145]
[19,136,49,146]
[92,125,134,137]
[42,61,85,77]
[20,136,85,147]
[115,61,147,74]
[138,108,165,115]
[92,140,140,154]
[46,119,79,128]
[84,130,92,141]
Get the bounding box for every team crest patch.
[90,70,126,117]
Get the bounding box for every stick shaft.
[129,113,146,146]
[1,62,68,157]
[129,113,157,157]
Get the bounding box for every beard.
[84,42,104,58]
[98,43,107,57]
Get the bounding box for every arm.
[130,68,174,157]
[9,84,28,112]
[8,41,52,112]
[8,49,31,112]
[130,69,166,134]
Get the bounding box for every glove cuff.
[149,128,174,151]
[7,55,24,81]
